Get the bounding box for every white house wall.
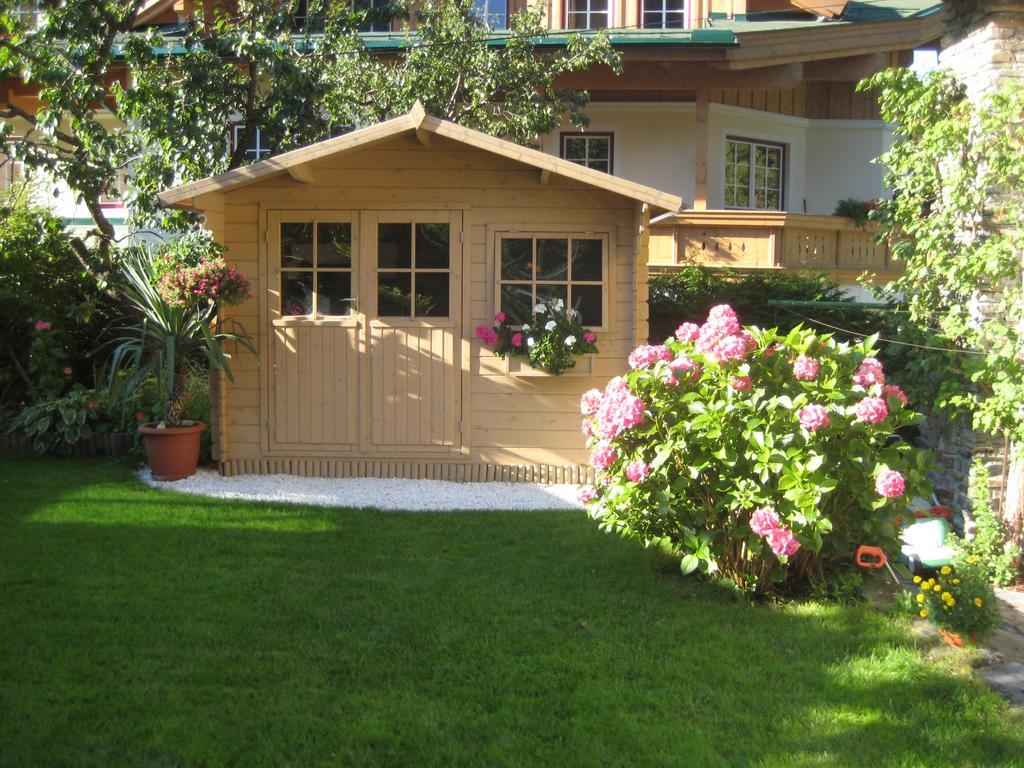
[543,103,891,215]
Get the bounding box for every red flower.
[135,412,145,422]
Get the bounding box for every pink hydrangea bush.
[579,304,931,593]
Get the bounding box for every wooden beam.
[539,168,551,186]
[802,53,890,82]
[415,128,431,147]
[555,62,803,91]
[286,164,314,184]
[694,89,709,212]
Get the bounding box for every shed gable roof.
[157,103,683,213]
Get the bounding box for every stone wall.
[919,411,1008,513]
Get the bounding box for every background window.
[497,235,605,327]
[0,139,25,191]
[280,221,354,317]
[356,0,393,32]
[472,0,507,29]
[231,125,272,162]
[565,0,611,30]
[725,138,783,211]
[560,133,613,174]
[641,0,685,28]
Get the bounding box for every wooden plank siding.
[209,133,644,481]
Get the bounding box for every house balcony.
[647,210,900,284]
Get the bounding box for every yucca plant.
[109,248,254,428]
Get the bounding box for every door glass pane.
[571,239,602,281]
[571,284,603,326]
[536,239,568,280]
[416,273,449,318]
[500,238,533,280]
[318,223,352,267]
[378,271,412,317]
[500,284,533,325]
[281,223,313,268]
[281,271,313,316]
[317,272,352,316]
[378,223,412,269]
[415,223,450,269]
[536,283,567,308]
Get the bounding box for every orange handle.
[855,545,887,569]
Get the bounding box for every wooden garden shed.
[158,104,682,482]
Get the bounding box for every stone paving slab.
[982,662,1024,707]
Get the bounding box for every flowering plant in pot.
[475,299,598,375]
[577,304,932,594]
[109,236,253,480]
[913,559,999,646]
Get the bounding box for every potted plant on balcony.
[109,236,253,480]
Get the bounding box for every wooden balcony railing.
[648,210,899,282]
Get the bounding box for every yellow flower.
[953,579,960,584]
[919,609,929,618]
[913,575,922,584]
[940,566,952,575]
[974,598,984,607]
[967,555,980,563]
[941,592,952,601]
[933,584,942,592]
[947,597,956,606]
[916,593,926,603]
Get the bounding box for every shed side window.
[497,235,605,327]
[280,221,354,316]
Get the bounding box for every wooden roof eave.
[158,103,683,214]
[720,14,943,69]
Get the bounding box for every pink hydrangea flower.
[590,443,617,472]
[853,358,886,388]
[475,324,498,346]
[593,378,646,440]
[580,388,603,416]
[660,369,679,387]
[34,320,51,332]
[713,335,749,363]
[730,375,753,391]
[63,367,72,375]
[882,384,908,407]
[625,459,650,483]
[855,396,889,424]
[741,330,758,352]
[707,304,740,335]
[766,526,800,557]
[581,417,594,437]
[494,311,507,324]
[577,485,598,504]
[583,331,597,343]
[749,507,781,537]
[797,404,829,431]
[792,355,819,382]
[669,355,696,373]
[674,322,700,343]
[875,468,906,498]
[628,344,674,369]
[511,332,523,348]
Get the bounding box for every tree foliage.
[1,0,618,264]
[861,68,1024,448]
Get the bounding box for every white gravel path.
[139,468,583,511]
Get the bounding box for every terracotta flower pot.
[139,421,207,481]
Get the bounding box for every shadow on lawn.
[2,457,1023,767]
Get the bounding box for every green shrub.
[951,461,1020,586]
[7,388,106,454]
[833,197,881,228]
[808,570,865,605]
[579,304,932,594]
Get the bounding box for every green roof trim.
[65,217,126,226]
[358,28,737,48]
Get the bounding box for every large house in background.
[2,0,942,287]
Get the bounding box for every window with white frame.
[230,125,272,162]
[560,133,613,174]
[0,139,25,190]
[355,0,393,31]
[472,0,508,29]
[725,137,784,210]
[640,0,685,28]
[497,234,606,327]
[565,0,611,30]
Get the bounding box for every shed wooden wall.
[201,133,646,480]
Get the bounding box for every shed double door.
[267,210,463,455]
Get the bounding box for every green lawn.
[1,458,1021,767]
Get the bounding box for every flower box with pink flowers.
[475,299,599,376]
[577,304,932,594]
